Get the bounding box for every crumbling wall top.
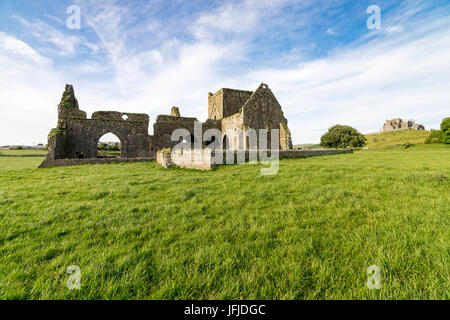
[170,107,181,117]
[156,115,198,124]
[91,111,149,122]
[58,84,87,119]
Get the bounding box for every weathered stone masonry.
[40,83,348,169]
[40,85,152,168]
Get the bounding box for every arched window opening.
[179,134,196,149]
[205,135,216,148]
[97,133,121,158]
[222,135,229,150]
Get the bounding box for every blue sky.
[0,0,449,145]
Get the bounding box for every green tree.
[425,129,441,144]
[440,117,450,144]
[320,125,367,149]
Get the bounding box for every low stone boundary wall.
[38,158,154,168]
[172,149,214,170]
[39,149,353,169]
[278,149,353,158]
[165,148,353,170]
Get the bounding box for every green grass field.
[0,144,449,299]
[0,149,48,156]
[365,130,430,149]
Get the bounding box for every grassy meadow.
[0,149,48,156]
[365,130,430,148]
[0,144,449,299]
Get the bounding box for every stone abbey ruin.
[382,118,425,132]
[39,83,351,169]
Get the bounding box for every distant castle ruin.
[382,118,425,132]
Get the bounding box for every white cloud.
[384,25,405,34]
[241,18,450,143]
[12,15,97,56]
[325,28,336,35]
[43,14,65,26]
[0,32,50,65]
[190,2,261,39]
[190,0,303,40]
[0,33,63,146]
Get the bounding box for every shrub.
[320,125,367,149]
[403,141,413,149]
[431,137,440,143]
[97,141,120,151]
[425,129,441,144]
[440,117,450,144]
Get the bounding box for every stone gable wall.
[242,84,293,150]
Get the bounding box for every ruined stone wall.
[57,84,87,119]
[57,116,150,159]
[242,83,293,150]
[279,123,292,150]
[221,112,244,150]
[153,115,221,151]
[46,129,66,160]
[208,90,223,120]
[148,135,157,159]
[202,119,222,148]
[43,85,151,164]
[156,148,353,171]
[153,115,198,151]
[202,119,222,132]
[222,89,253,118]
[208,88,253,120]
[156,149,174,169]
[42,82,297,168]
[172,149,214,170]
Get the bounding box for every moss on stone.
[48,128,62,138]
[160,148,172,155]
[59,86,78,110]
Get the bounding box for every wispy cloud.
[43,14,64,26]
[11,15,98,56]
